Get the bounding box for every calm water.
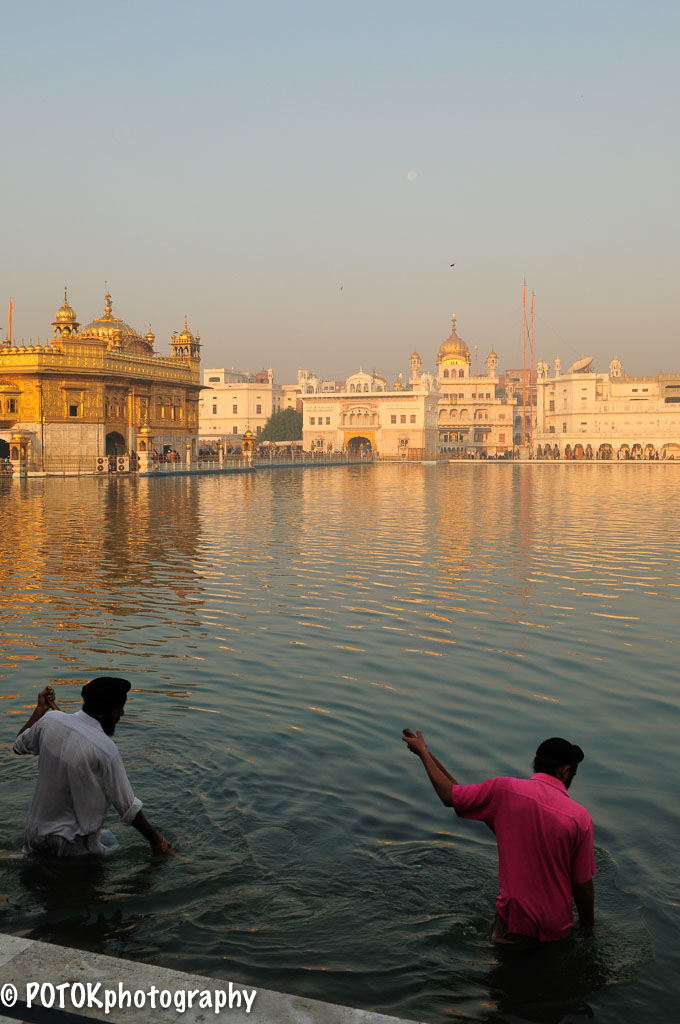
[1,465,678,1024]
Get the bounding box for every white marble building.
[199,367,282,443]
[301,366,439,458]
[534,356,680,458]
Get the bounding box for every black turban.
[536,737,584,767]
[81,676,131,713]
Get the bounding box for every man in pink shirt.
[402,731,595,943]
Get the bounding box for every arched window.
[364,383,369,392]
[443,369,449,379]
[459,369,464,379]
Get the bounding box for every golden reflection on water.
[1,464,680,736]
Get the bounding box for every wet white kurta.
[13,709,142,854]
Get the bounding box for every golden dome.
[437,314,470,365]
[178,316,194,342]
[56,288,77,323]
[146,325,156,345]
[80,292,149,350]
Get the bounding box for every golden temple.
[0,290,202,473]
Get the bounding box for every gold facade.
[0,291,202,470]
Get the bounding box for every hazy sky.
[2,1,678,383]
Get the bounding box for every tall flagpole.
[530,290,535,450]
[522,280,527,448]
[8,298,12,343]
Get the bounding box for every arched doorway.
[106,432,126,456]
[598,443,612,461]
[0,439,9,459]
[346,435,372,455]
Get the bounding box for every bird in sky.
[450,263,455,267]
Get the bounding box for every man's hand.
[132,810,172,856]
[402,727,457,804]
[36,687,57,712]
[150,835,172,857]
[402,728,428,759]
[16,687,59,736]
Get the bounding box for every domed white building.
[435,315,516,457]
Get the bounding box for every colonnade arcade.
[534,442,680,460]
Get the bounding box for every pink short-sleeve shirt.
[451,773,596,941]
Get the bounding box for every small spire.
[105,291,112,316]
[184,315,188,329]
[64,286,68,303]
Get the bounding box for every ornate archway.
[346,435,373,454]
[106,431,126,456]
[662,443,680,460]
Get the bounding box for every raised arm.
[402,729,458,805]
[16,687,59,738]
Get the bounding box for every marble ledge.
[0,933,418,1024]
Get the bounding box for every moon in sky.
[407,170,418,182]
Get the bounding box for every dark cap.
[81,676,131,713]
[536,737,584,767]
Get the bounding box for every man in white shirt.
[14,677,171,858]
